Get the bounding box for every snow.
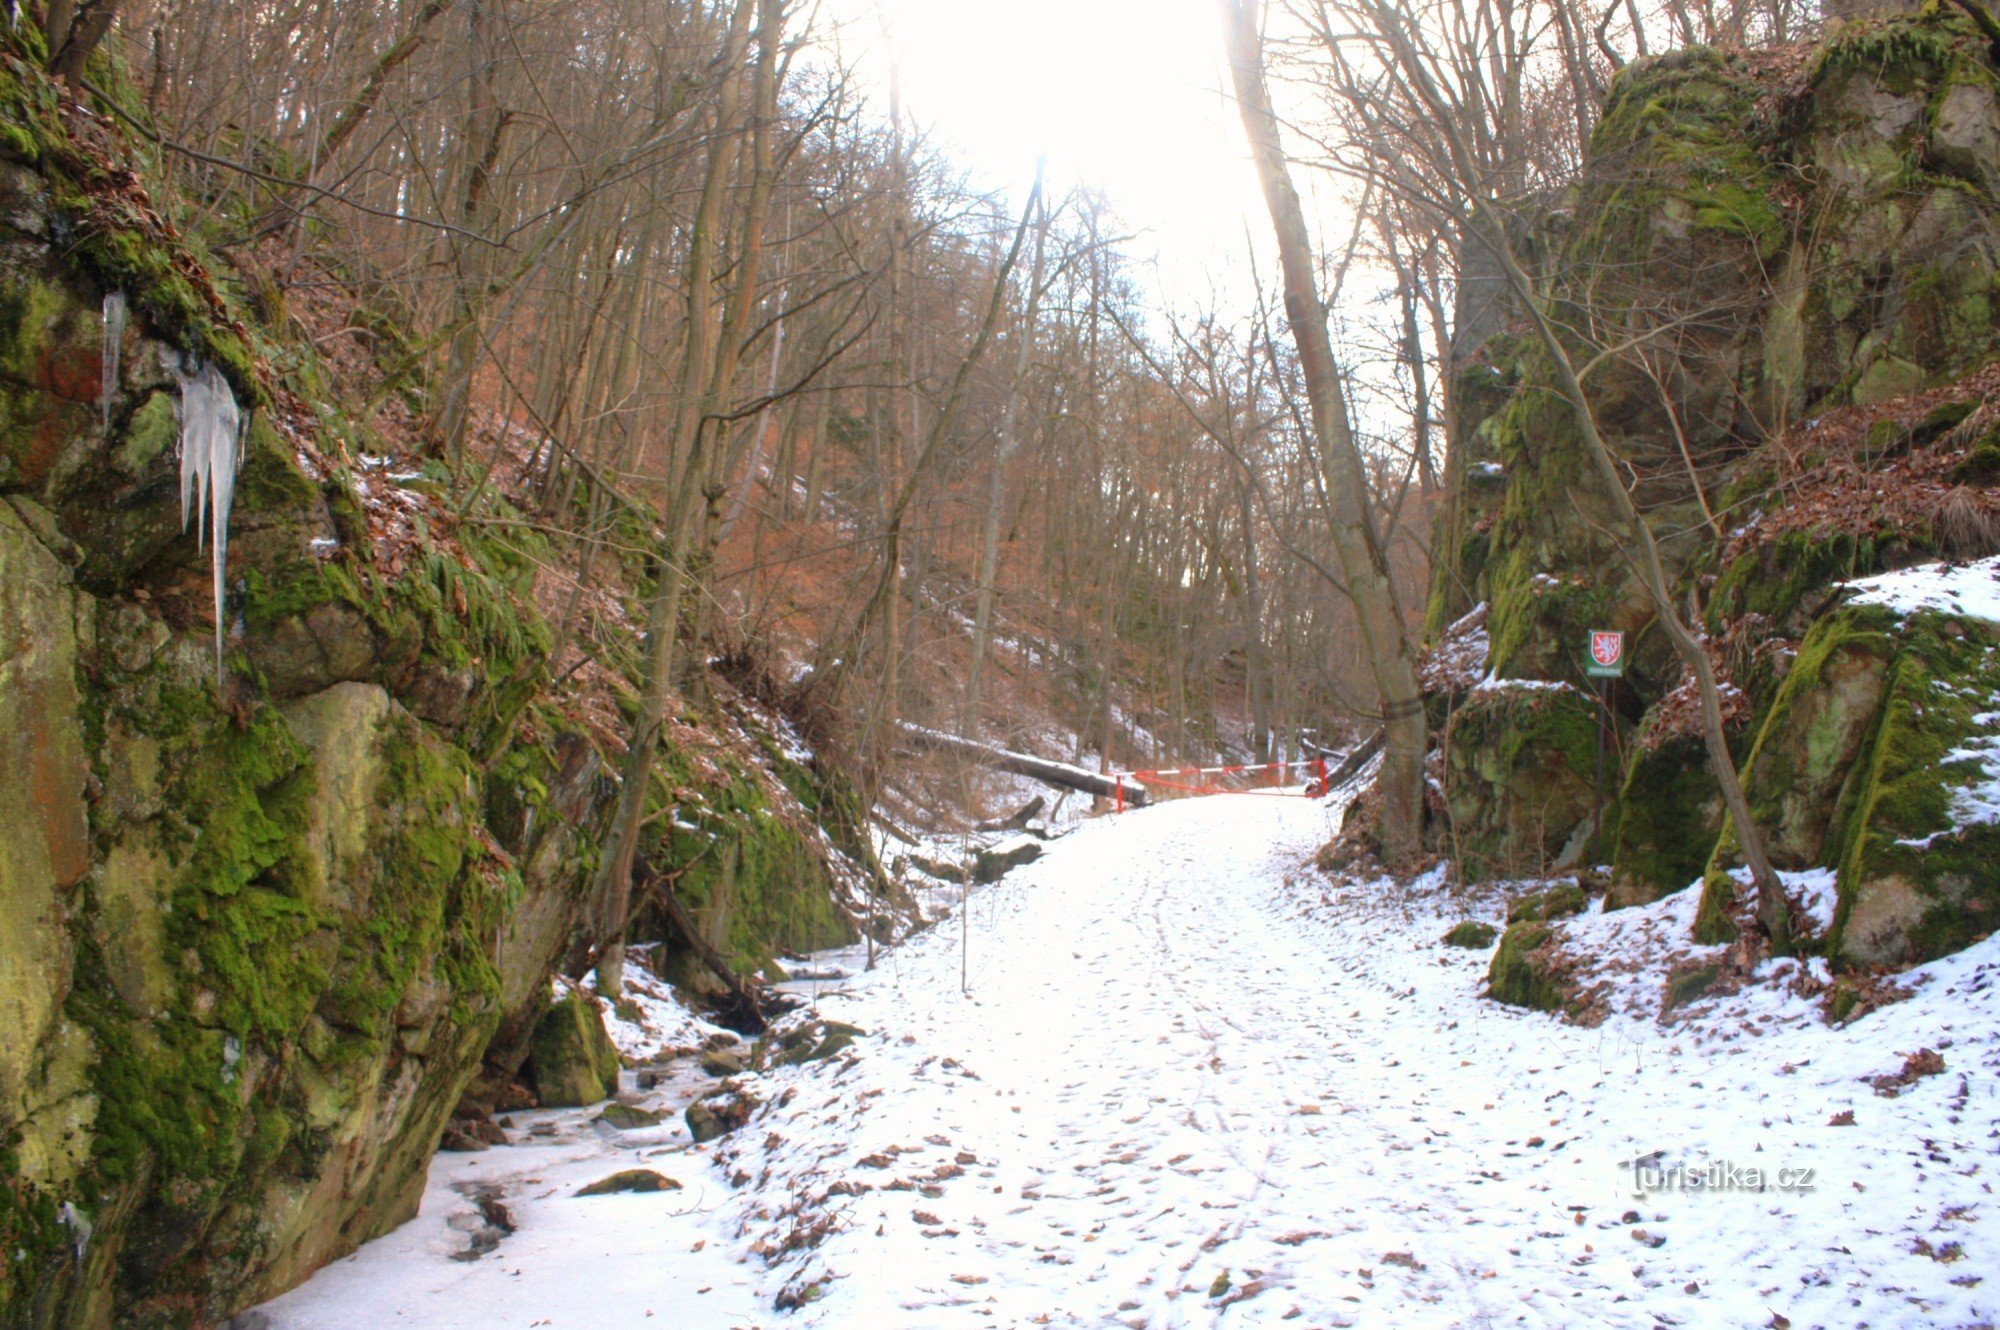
[254,797,1998,1328]
[1420,602,1489,692]
[1843,555,2000,625]
[1475,672,1575,694]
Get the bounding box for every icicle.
[99,291,125,437]
[176,359,242,683]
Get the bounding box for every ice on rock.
[177,359,242,681]
[99,290,125,436]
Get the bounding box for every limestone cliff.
[0,32,880,1329]
[1429,7,2000,973]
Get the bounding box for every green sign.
[1586,630,1625,678]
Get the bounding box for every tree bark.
[591,0,760,999]
[48,0,119,82]
[1219,0,1428,867]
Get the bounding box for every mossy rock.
[575,1168,680,1197]
[594,1102,663,1130]
[774,1020,865,1067]
[1739,607,1900,870]
[526,992,620,1108]
[1506,884,1589,924]
[1441,921,1499,949]
[1485,922,1573,1012]
[1445,685,1607,880]
[640,745,859,992]
[1950,434,2000,484]
[1662,960,1723,1012]
[1607,735,1721,908]
[1822,608,2000,966]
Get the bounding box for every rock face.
[1430,9,2000,972]
[0,37,879,1328]
[527,992,623,1109]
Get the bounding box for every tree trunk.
[965,174,1051,732]
[1219,0,1428,867]
[591,0,759,999]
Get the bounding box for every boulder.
[594,1102,663,1130]
[699,1048,746,1078]
[1441,921,1499,949]
[1486,922,1576,1013]
[973,835,1042,883]
[526,991,621,1108]
[575,1169,681,1197]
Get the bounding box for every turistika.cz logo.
[1621,1154,1817,1196]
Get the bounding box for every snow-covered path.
[257,794,1998,1329]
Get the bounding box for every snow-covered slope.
[254,794,1997,1328]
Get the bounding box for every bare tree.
[1221,0,1428,866]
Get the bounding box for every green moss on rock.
[527,991,620,1108]
[1445,685,1606,880]
[1486,922,1572,1011]
[1442,921,1499,949]
[1506,883,1589,924]
[1608,735,1720,908]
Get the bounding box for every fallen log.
[898,723,1148,807]
[637,858,791,1033]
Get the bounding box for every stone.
[1486,922,1575,1013]
[526,991,621,1108]
[973,836,1042,883]
[282,682,394,912]
[685,1100,727,1144]
[594,1102,664,1130]
[774,1020,866,1067]
[1931,81,2000,196]
[576,1169,681,1197]
[0,502,87,1116]
[685,1091,757,1144]
[699,1048,746,1078]
[1441,921,1499,949]
[1505,885,1587,925]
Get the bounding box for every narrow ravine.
[255,792,1996,1329]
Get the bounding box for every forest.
[1,0,1997,1324]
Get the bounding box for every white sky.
[819,0,1272,306]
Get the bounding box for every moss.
[1811,12,1962,95]
[1692,864,1744,945]
[1709,530,1885,632]
[1825,610,2000,965]
[1950,435,2000,483]
[1444,685,1607,879]
[1662,960,1723,1011]
[1442,921,1499,948]
[1609,736,1720,906]
[651,756,854,986]
[320,711,506,1039]
[1506,884,1588,924]
[1486,922,1571,1011]
[0,1137,70,1318]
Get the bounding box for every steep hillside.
[0,33,885,1328]
[1427,7,2000,995]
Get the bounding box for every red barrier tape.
[1109,755,1332,808]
